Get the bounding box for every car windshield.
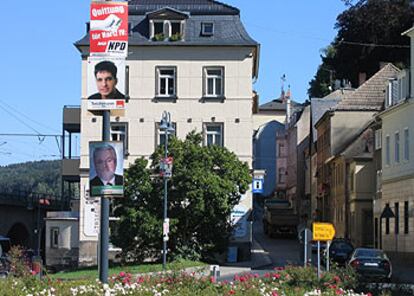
[331,242,353,252]
[355,249,385,259]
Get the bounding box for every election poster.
[90,1,128,57]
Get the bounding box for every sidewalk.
[217,238,273,279]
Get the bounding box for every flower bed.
[0,266,372,296]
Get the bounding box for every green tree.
[111,131,251,263]
[308,0,414,97]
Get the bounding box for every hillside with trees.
[308,0,414,97]
[0,160,61,197]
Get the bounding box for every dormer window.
[201,22,214,36]
[147,7,188,41]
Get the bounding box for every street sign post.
[312,223,336,277]
[312,223,335,241]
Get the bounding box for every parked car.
[348,248,392,282]
[0,236,11,278]
[311,240,326,253]
[322,238,354,266]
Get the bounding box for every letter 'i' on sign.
[252,179,264,193]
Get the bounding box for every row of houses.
[254,27,414,262]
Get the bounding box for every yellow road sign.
[312,223,335,241]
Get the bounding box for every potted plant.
[153,33,165,41]
[169,33,182,42]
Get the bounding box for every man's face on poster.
[94,148,117,182]
[96,70,117,99]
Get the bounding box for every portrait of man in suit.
[90,142,123,196]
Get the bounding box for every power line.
[0,99,61,133]
[245,22,410,49]
[0,105,42,135]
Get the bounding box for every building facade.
[64,0,259,266]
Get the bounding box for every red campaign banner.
[90,1,128,57]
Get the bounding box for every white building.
[61,0,259,266]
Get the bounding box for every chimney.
[358,72,366,86]
[252,91,259,114]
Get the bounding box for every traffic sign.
[312,222,335,241]
[252,179,264,194]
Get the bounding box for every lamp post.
[159,111,174,271]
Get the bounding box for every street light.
[159,111,174,271]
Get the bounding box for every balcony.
[63,105,80,132]
[62,159,80,180]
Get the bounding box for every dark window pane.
[207,78,214,94]
[171,23,181,35]
[160,78,166,94]
[154,22,163,35]
[215,78,222,95]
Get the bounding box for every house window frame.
[404,201,409,234]
[395,131,400,163]
[385,135,390,166]
[110,122,128,156]
[156,66,177,98]
[150,20,185,40]
[375,129,382,150]
[201,22,214,36]
[203,66,224,98]
[50,227,59,249]
[395,202,399,234]
[404,127,409,161]
[155,122,177,147]
[203,122,224,147]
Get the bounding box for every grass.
[48,260,207,280]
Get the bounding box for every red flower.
[210,276,216,283]
[336,289,344,295]
[272,291,279,296]
[272,273,281,279]
[229,289,236,295]
[119,271,126,277]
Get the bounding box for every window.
[385,135,390,165]
[404,201,409,234]
[51,227,59,249]
[204,123,223,146]
[395,202,399,234]
[404,128,409,161]
[201,22,214,36]
[278,168,286,184]
[156,67,176,97]
[111,122,128,155]
[203,67,224,98]
[150,20,184,40]
[395,131,400,163]
[375,129,382,150]
[156,122,177,147]
[153,21,164,36]
[350,170,355,192]
[376,170,382,194]
[278,143,285,157]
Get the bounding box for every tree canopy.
[111,132,251,263]
[308,0,414,98]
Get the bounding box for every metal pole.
[326,240,330,272]
[317,241,321,278]
[36,198,41,256]
[99,110,110,283]
[304,229,307,267]
[162,122,169,271]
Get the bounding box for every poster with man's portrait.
[89,141,124,197]
[87,57,126,101]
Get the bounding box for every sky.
[0,1,346,166]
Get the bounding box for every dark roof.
[75,0,257,48]
[310,98,340,142]
[259,98,301,112]
[335,63,400,111]
[128,0,240,15]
